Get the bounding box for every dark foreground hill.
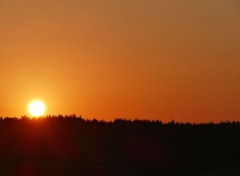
[0,116,240,176]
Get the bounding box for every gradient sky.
[0,0,240,122]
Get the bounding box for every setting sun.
[28,100,46,117]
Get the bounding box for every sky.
[0,0,240,122]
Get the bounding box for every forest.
[0,115,239,176]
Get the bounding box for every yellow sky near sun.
[0,0,240,122]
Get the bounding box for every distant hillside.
[0,116,239,176]
[201,166,240,176]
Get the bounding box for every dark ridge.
[0,115,239,176]
[1,114,239,125]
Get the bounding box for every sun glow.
[28,100,46,117]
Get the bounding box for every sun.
[28,100,46,117]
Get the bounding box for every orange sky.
[0,0,240,122]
